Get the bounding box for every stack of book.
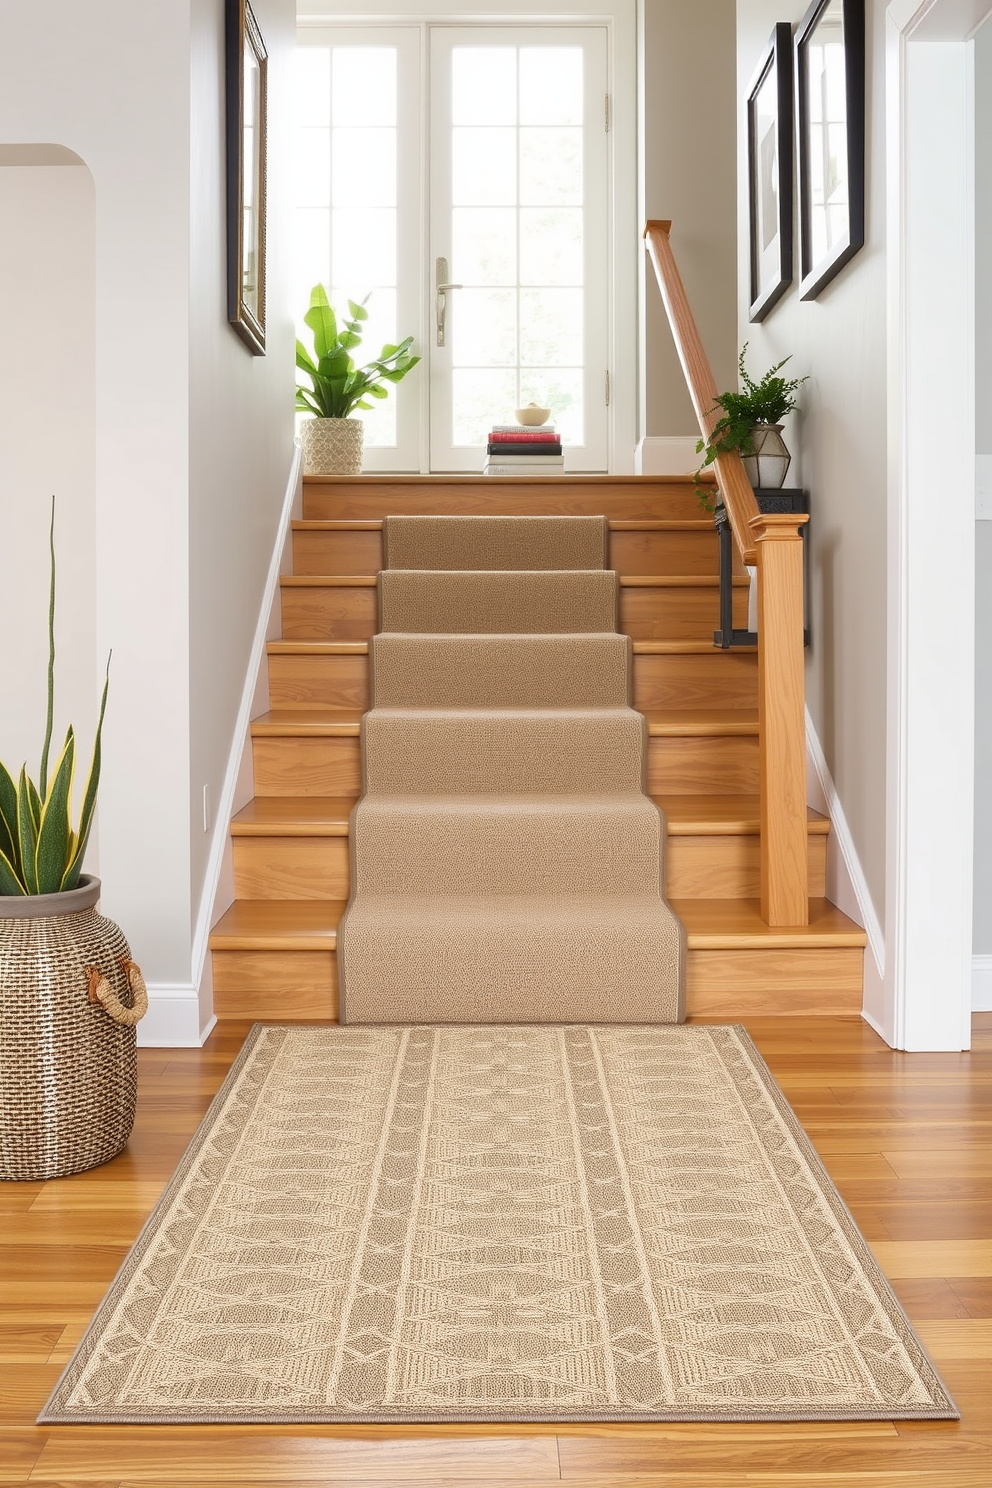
[483,424,564,477]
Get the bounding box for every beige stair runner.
[338,514,686,1023]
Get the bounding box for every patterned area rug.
[41,1024,957,1424]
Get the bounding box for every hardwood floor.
[2,1014,990,1487]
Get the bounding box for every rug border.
[39,1022,960,1426]
[717,1026,959,1422]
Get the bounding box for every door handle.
[435,257,462,347]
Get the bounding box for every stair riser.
[253,736,362,796]
[281,586,377,642]
[292,526,722,577]
[633,652,756,710]
[280,583,747,644]
[670,835,826,898]
[251,732,759,796]
[293,528,382,576]
[303,478,704,522]
[212,950,338,1020]
[647,735,759,794]
[211,942,862,1021]
[232,831,826,901]
[269,653,370,710]
[622,587,747,641]
[266,649,759,711]
[687,948,865,1015]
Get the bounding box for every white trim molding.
[805,709,885,990]
[974,955,992,1011]
[137,445,303,1049]
[634,435,699,476]
[881,0,985,1049]
[139,989,215,1049]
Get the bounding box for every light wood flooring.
[2,1013,990,1487]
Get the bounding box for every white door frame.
[878,0,990,1049]
[297,1,638,472]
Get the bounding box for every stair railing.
[644,220,809,926]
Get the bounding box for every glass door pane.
[429,28,608,472]
[293,28,423,472]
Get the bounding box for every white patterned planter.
[741,423,791,489]
[300,417,364,476]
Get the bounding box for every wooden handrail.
[643,220,761,566]
[644,219,809,926]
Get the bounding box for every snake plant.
[295,286,420,419]
[0,501,109,895]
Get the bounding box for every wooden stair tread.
[266,639,750,658]
[210,899,345,950]
[661,794,829,834]
[292,519,382,531]
[280,572,743,588]
[268,640,369,655]
[646,709,757,736]
[232,797,356,834]
[282,574,377,588]
[231,792,828,838]
[632,640,753,655]
[302,473,711,486]
[619,574,746,589]
[293,517,716,533]
[210,897,865,953]
[251,707,758,737]
[672,898,867,947]
[251,709,364,736]
[609,519,713,531]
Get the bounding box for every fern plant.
[0,501,109,896]
[694,344,808,509]
[295,286,420,419]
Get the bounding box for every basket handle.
[86,958,148,1026]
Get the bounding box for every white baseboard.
[974,955,992,1011]
[143,444,303,1050]
[139,988,216,1048]
[805,708,885,992]
[634,436,699,476]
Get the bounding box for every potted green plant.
[0,502,146,1182]
[695,344,808,506]
[295,286,421,476]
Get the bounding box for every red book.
[486,430,559,442]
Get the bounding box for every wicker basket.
[0,876,146,1181]
[299,416,364,475]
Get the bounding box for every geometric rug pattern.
[41,1024,956,1423]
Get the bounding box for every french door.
[294,24,610,471]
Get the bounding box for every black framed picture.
[795,0,865,301]
[747,23,794,323]
[226,0,267,354]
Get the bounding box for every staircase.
[208,473,866,1022]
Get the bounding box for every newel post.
[750,512,810,926]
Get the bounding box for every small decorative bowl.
[514,404,551,427]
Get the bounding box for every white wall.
[0,3,193,1004]
[0,161,96,863]
[0,1,296,1041]
[188,0,297,933]
[640,0,739,439]
[975,19,992,959]
[736,0,889,924]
